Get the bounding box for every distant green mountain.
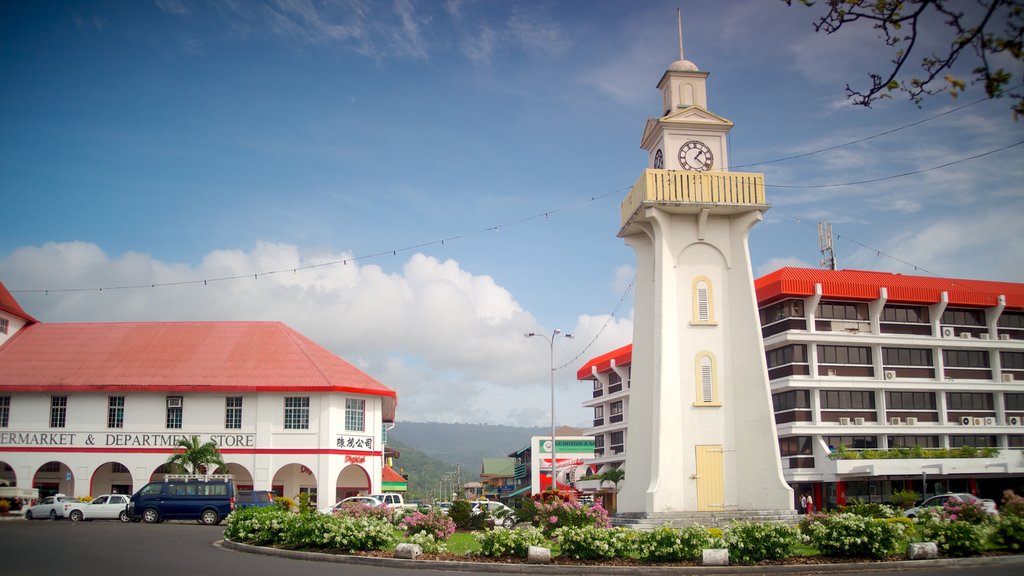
[387,421,545,500]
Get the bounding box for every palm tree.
[165,436,227,475]
[600,468,624,485]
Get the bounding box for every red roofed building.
[0,281,397,504]
[578,268,1024,511]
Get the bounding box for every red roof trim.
[576,343,632,379]
[0,280,37,324]
[0,384,396,397]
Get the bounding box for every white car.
[319,495,385,514]
[471,500,517,529]
[25,494,79,520]
[904,493,998,519]
[66,494,131,522]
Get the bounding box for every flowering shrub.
[225,506,292,545]
[723,521,801,564]
[916,515,986,557]
[405,531,447,554]
[475,526,548,558]
[930,496,993,525]
[527,495,610,537]
[1001,490,1024,517]
[225,505,396,553]
[275,496,296,512]
[333,501,394,523]
[633,524,711,562]
[840,497,898,518]
[398,509,455,541]
[802,513,907,559]
[992,513,1024,551]
[554,525,635,560]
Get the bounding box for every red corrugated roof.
[755,267,1024,309]
[0,321,396,420]
[575,343,632,379]
[0,280,37,324]
[382,465,407,484]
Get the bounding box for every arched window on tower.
[695,352,720,406]
[692,276,716,324]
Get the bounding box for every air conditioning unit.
[961,332,974,339]
[1010,416,1021,426]
[166,397,182,408]
[853,417,865,425]
[827,369,838,377]
[906,417,918,425]
[1000,334,1012,341]
[973,417,985,426]
[890,416,902,425]
[941,326,956,338]
[838,417,851,426]
[985,417,996,426]
[884,370,896,381]
[980,333,991,340]
[1003,374,1015,383]
[960,416,972,426]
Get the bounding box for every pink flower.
[549,515,559,524]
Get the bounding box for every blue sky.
[2,0,1022,427]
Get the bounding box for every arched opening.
[149,463,175,482]
[33,461,74,498]
[333,464,371,504]
[272,463,319,505]
[89,461,134,496]
[213,463,254,490]
[0,461,15,486]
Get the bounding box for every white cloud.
[757,256,814,278]
[0,241,616,425]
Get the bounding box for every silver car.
[66,494,131,522]
[25,494,78,520]
[904,493,997,519]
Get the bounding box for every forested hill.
[389,421,545,475]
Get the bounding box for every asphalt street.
[1,518,1023,576]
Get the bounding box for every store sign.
[0,431,255,448]
[335,434,373,451]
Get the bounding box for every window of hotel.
[1009,436,1024,449]
[772,390,810,411]
[888,435,939,448]
[609,431,624,454]
[165,397,183,429]
[779,436,813,456]
[820,390,875,410]
[1006,393,1024,411]
[225,397,243,429]
[816,301,866,320]
[759,299,803,324]
[0,396,9,427]
[943,349,990,368]
[1002,352,1024,370]
[593,434,605,455]
[284,397,310,430]
[695,353,719,405]
[881,305,929,323]
[882,348,933,367]
[608,371,623,393]
[818,345,871,365]
[692,277,714,323]
[998,312,1024,328]
[823,435,877,450]
[0,318,8,334]
[107,396,124,428]
[885,391,936,410]
[50,396,67,428]
[592,379,602,391]
[345,398,365,432]
[594,405,604,419]
[942,308,985,326]
[946,392,993,410]
[609,401,623,416]
[949,435,997,448]
[766,345,807,368]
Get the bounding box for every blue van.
[127,477,234,525]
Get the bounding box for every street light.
[525,329,573,493]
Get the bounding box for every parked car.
[369,493,411,510]
[127,477,234,525]
[235,490,275,510]
[471,500,516,528]
[319,495,386,514]
[66,494,131,522]
[25,494,79,520]
[904,493,998,519]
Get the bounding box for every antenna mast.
[818,220,837,271]
[677,7,684,61]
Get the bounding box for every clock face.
[653,149,664,169]
[678,140,713,171]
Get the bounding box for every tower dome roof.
[668,59,699,72]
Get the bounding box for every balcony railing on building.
[620,169,766,228]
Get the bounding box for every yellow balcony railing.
[620,169,767,227]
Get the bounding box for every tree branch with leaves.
[165,435,227,475]
[785,0,1023,118]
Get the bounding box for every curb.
[217,539,1024,575]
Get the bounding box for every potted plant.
[891,488,919,510]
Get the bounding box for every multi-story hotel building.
[0,281,397,503]
[578,267,1024,510]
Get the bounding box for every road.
[1,518,1022,576]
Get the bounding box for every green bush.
[916,516,987,557]
[0,500,10,514]
[633,524,711,562]
[841,497,898,518]
[405,532,447,554]
[475,526,548,558]
[225,506,292,545]
[449,500,474,529]
[802,513,907,559]
[554,525,635,560]
[1001,490,1024,517]
[993,513,1024,551]
[723,521,801,564]
[225,505,397,553]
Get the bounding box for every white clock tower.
[615,25,794,523]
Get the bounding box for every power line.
[555,276,635,373]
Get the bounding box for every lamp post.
[525,329,573,493]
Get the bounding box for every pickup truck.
[369,493,418,511]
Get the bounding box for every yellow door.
[695,445,724,511]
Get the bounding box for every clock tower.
[614,23,794,524]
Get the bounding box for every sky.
[1,0,1022,428]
